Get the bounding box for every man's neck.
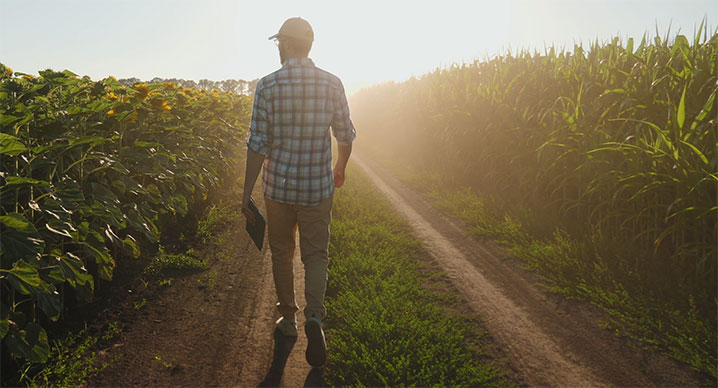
[281,53,309,65]
[282,56,309,66]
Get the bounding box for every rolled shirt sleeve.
[246,80,271,155]
[330,81,356,145]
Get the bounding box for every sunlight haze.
[1,0,715,96]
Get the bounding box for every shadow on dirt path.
[259,329,323,387]
[260,329,298,386]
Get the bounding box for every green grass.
[324,164,506,387]
[142,248,208,277]
[19,323,122,388]
[196,200,236,243]
[197,270,218,290]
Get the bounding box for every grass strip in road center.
[323,164,506,387]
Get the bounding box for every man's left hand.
[333,167,345,188]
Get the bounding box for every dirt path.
[354,154,704,387]
[90,198,318,387]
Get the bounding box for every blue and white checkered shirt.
[247,58,356,206]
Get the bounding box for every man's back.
[248,57,355,205]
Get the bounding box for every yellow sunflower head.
[149,97,171,111]
[134,83,149,100]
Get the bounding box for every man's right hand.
[242,194,256,224]
[333,166,345,188]
[242,148,266,225]
[333,142,352,188]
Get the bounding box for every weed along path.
[354,154,704,388]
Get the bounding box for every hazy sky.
[1,0,715,95]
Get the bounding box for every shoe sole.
[305,319,327,367]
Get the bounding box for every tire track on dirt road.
[354,154,704,387]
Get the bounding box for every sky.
[1,0,716,96]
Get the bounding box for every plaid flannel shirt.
[247,58,356,206]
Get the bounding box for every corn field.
[0,64,250,365]
[351,28,717,371]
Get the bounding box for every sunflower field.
[0,64,250,365]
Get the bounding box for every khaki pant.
[265,196,332,321]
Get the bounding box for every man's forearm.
[243,148,265,199]
[332,142,352,188]
[335,143,352,171]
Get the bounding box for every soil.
[84,154,708,388]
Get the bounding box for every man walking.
[241,17,356,368]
